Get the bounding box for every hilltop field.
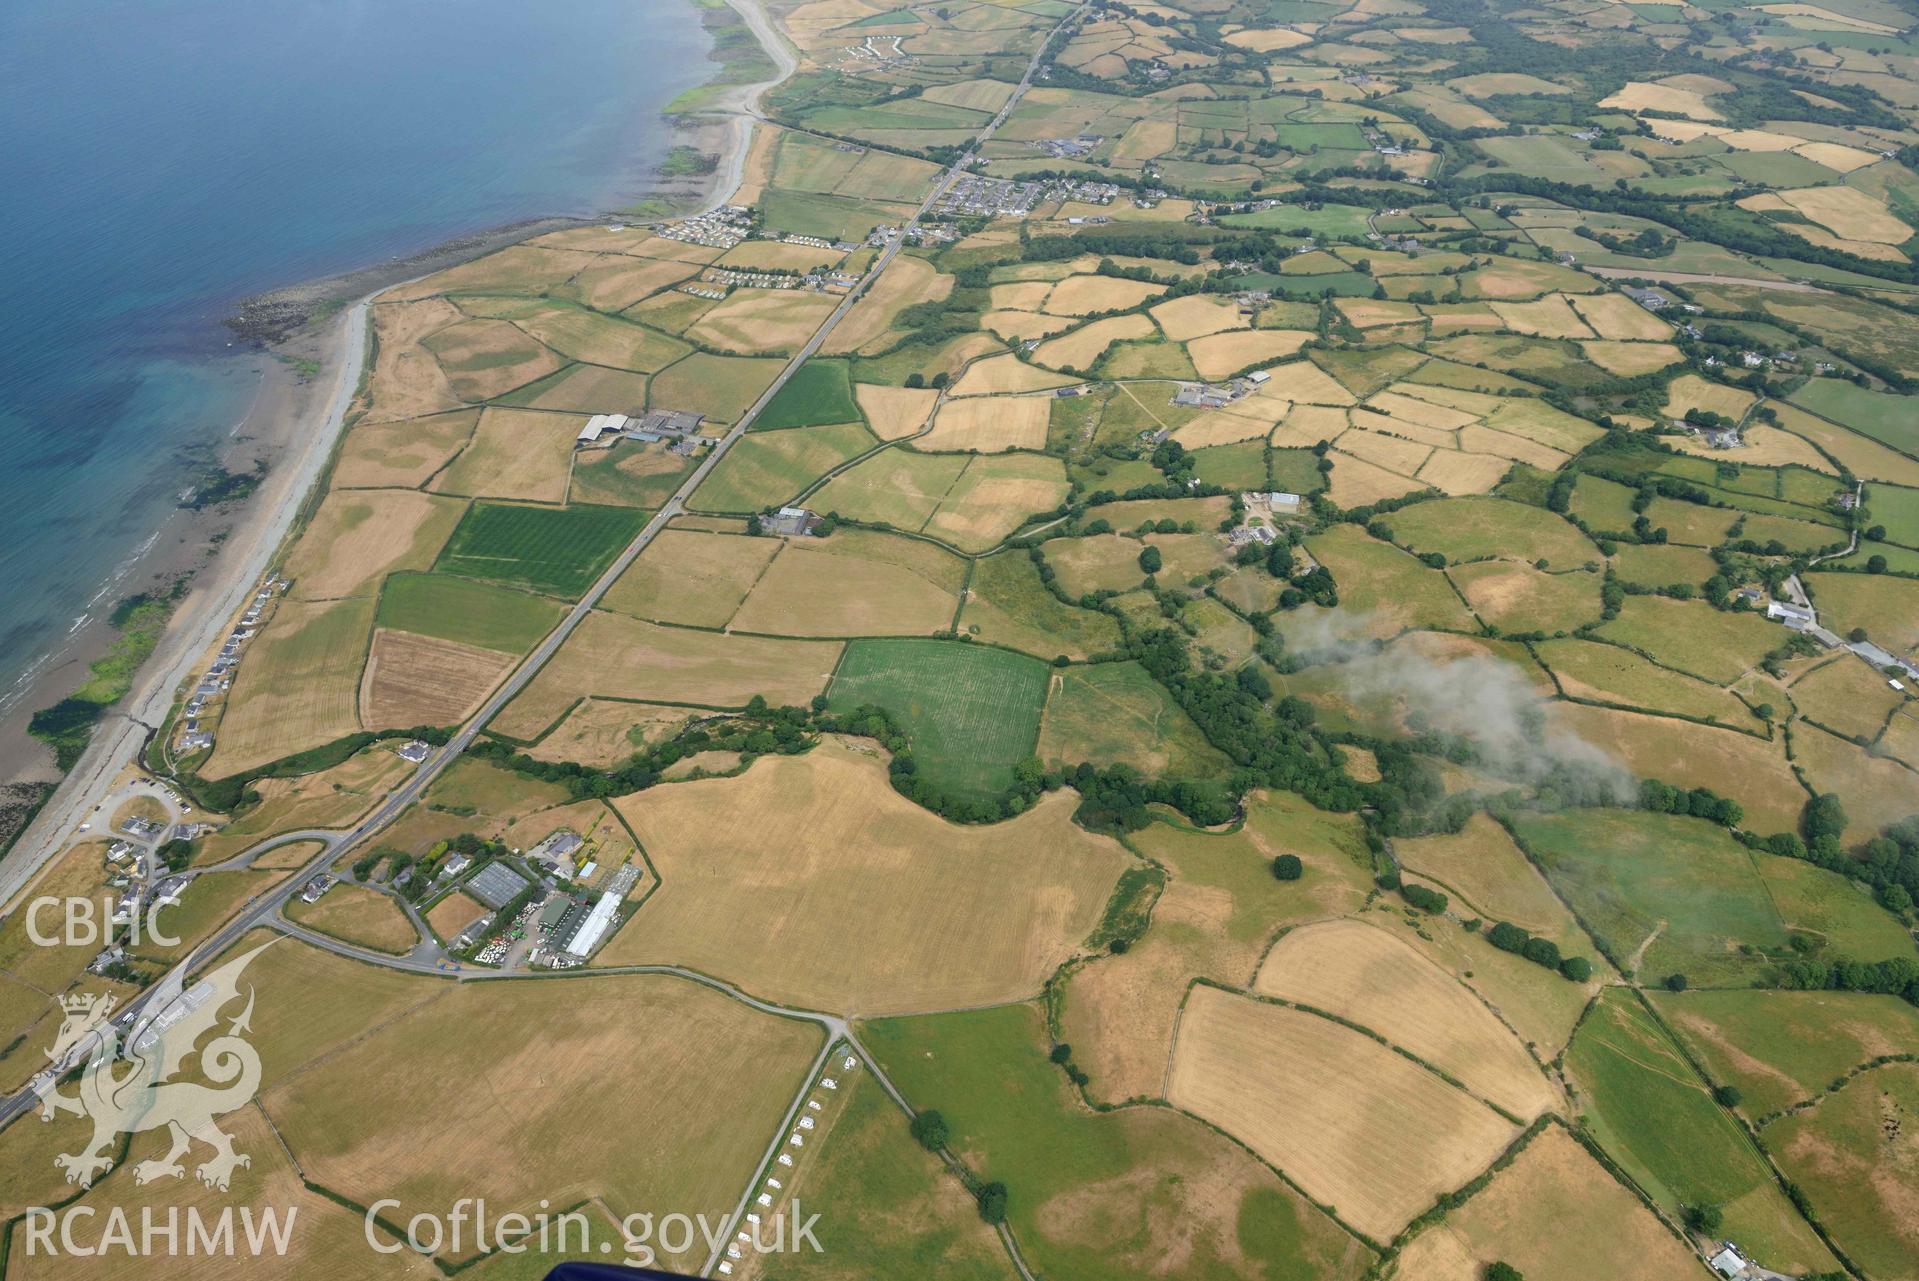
[7,0,1919,1276]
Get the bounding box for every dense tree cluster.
[1638,780,1743,828]
[1486,920,1593,982]
[909,1110,948,1151]
[1751,808,1919,919]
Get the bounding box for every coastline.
[0,0,795,894]
[0,301,369,910]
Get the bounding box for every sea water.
[0,0,710,720]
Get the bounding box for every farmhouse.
[1174,382,1234,409]
[1709,1244,1750,1278]
[762,506,822,537]
[529,829,584,877]
[1229,524,1278,547]
[299,874,337,904]
[1242,490,1304,525]
[629,409,707,445]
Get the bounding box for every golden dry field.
[728,532,964,637]
[1395,814,1589,946]
[522,699,697,764]
[601,527,783,628]
[1388,1127,1701,1280]
[359,627,514,729]
[491,610,842,738]
[919,395,1052,451]
[331,409,478,488]
[262,973,822,1273]
[428,406,578,503]
[283,490,464,601]
[285,882,420,954]
[854,382,940,439]
[1060,791,1376,1103]
[205,597,375,776]
[1169,986,1521,1243]
[605,740,1130,1013]
[1254,919,1561,1119]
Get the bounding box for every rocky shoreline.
[222,115,737,348]
[223,215,595,346]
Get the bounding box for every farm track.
[0,9,1080,1280]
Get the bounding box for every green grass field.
[1753,854,1918,966]
[757,358,860,430]
[1833,538,1919,574]
[1289,525,1475,636]
[814,448,971,531]
[957,551,1121,661]
[1268,447,1326,496]
[434,502,647,597]
[691,420,878,513]
[1186,441,1270,490]
[376,572,566,653]
[859,1003,1367,1281]
[760,189,913,241]
[1594,595,1780,684]
[1038,660,1229,779]
[1806,570,1919,650]
[1767,1062,1919,1277]
[1516,810,1911,987]
[1381,496,1598,567]
[827,638,1049,799]
[1655,989,1919,1118]
[1533,638,1756,727]
[648,352,786,425]
[768,1073,1018,1281]
[1567,991,1837,1273]
[1608,543,1719,590]
[1517,809,1790,986]
[1219,204,1374,237]
[1789,378,1919,455]
[1864,481,1919,550]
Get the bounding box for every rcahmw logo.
[35,938,273,1189]
[21,1205,297,1258]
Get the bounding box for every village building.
[762,506,822,537]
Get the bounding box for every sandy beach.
[0,0,795,904]
[693,0,800,216]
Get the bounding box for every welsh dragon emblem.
[35,939,274,1191]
